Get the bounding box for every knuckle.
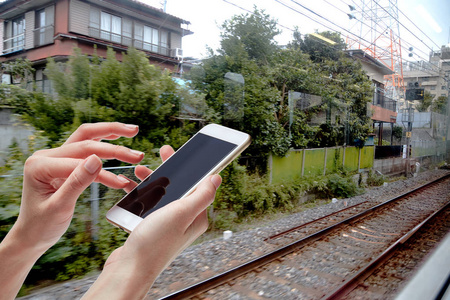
[68,171,87,192]
[78,123,92,132]
[24,155,40,169]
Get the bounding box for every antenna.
[160,0,167,12]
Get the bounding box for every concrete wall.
[269,146,375,184]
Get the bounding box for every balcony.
[34,25,54,47]
[373,93,397,112]
[2,33,24,54]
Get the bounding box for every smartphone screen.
[117,133,238,218]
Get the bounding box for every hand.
[0,122,147,299]
[83,153,222,299]
[14,122,145,252]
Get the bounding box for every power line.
[395,2,441,50]
[372,0,436,53]
[338,0,440,73]
[221,0,444,79]
[222,0,295,33]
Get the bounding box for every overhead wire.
[337,0,441,74]
[343,0,432,62]
[221,0,444,79]
[222,0,295,33]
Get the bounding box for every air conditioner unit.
[174,48,183,60]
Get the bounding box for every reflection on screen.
[118,133,237,218]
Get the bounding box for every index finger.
[64,122,139,145]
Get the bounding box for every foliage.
[392,125,403,140]
[431,95,448,114]
[324,173,361,198]
[220,7,280,65]
[366,169,386,187]
[189,9,292,167]
[291,30,347,63]
[415,90,433,112]
[0,58,34,86]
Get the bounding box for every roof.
[0,0,191,27]
[345,49,393,76]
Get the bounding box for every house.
[346,49,398,145]
[0,0,192,159]
[0,0,192,90]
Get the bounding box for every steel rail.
[160,173,450,300]
[265,201,369,241]
[323,200,450,300]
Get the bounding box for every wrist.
[83,249,158,299]
[8,218,53,255]
[0,224,45,299]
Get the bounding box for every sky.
[141,0,450,63]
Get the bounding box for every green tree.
[291,30,347,63]
[19,47,212,149]
[431,95,448,114]
[220,7,280,65]
[190,9,291,169]
[415,90,433,112]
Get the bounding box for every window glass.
[4,16,25,53]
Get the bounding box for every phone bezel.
[106,124,251,232]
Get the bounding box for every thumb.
[54,155,102,205]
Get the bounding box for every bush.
[325,173,360,198]
[366,169,386,186]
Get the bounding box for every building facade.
[0,0,192,89]
[403,45,450,109]
[347,49,398,145]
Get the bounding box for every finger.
[175,175,221,230]
[35,141,144,164]
[28,156,131,190]
[52,155,103,211]
[160,145,174,162]
[135,165,152,181]
[64,122,139,145]
[185,209,209,243]
[120,175,138,194]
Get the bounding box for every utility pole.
[90,182,99,240]
[402,104,414,177]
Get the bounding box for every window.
[101,12,121,44]
[134,23,164,54]
[431,86,436,90]
[89,7,171,56]
[143,25,159,52]
[160,30,169,55]
[35,6,55,47]
[35,68,52,94]
[89,9,122,44]
[441,85,446,90]
[89,7,101,38]
[3,16,25,53]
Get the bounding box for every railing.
[2,33,25,54]
[33,25,54,47]
[88,27,171,57]
[373,92,397,112]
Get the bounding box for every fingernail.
[124,124,138,130]
[210,175,222,189]
[84,155,101,174]
[130,149,144,156]
[117,175,130,184]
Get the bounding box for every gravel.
[17,169,449,300]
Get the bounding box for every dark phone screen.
[118,133,237,218]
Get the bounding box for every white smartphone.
[106,124,251,232]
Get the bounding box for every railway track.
[160,174,450,299]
